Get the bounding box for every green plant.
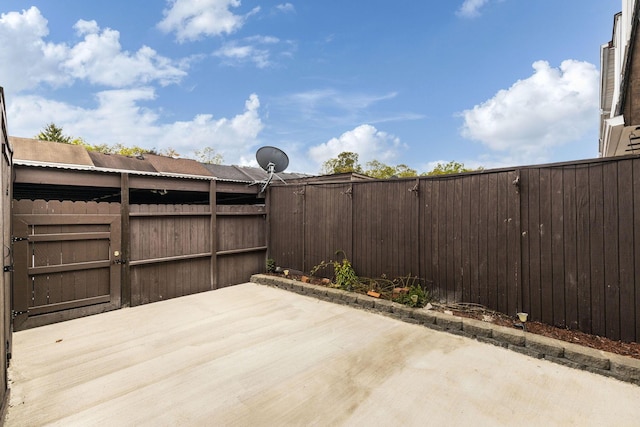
[266,258,276,273]
[308,251,360,291]
[393,280,430,308]
[333,257,359,291]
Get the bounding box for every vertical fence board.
[469,175,480,303]
[453,178,463,302]
[589,164,606,337]
[420,180,434,293]
[551,168,566,327]
[495,173,508,314]
[486,174,498,310]
[507,170,520,316]
[634,159,640,341]
[539,168,554,325]
[432,181,442,299]
[563,167,579,330]
[603,162,621,340]
[477,174,489,307]
[575,166,592,333]
[461,177,471,303]
[520,170,531,315]
[618,160,635,342]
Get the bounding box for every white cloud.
[214,35,290,68]
[459,60,599,164]
[64,20,187,87]
[7,92,264,163]
[276,3,295,13]
[289,89,397,111]
[157,0,260,42]
[308,124,404,170]
[0,7,187,93]
[456,0,491,18]
[0,7,70,91]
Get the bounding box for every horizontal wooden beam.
[129,211,211,218]
[216,182,260,194]
[129,252,212,266]
[216,246,267,256]
[216,211,266,216]
[28,232,110,242]
[15,167,121,187]
[14,214,119,225]
[28,296,111,316]
[129,175,210,192]
[29,260,111,275]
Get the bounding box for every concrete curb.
[251,274,640,386]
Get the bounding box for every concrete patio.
[5,283,640,426]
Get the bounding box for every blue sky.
[0,0,621,174]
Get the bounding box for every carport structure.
[6,283,640,426]
[9,137,309,330]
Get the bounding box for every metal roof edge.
[13,159,253,183]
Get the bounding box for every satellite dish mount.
[253,146,289,193]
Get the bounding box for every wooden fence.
[269,156,640,343]
[12,197,266,329]
[0,87,11,417]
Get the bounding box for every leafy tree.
[36,123,72,144]
[321,151,363,174]
[422,161,482,176]
[364,160,417,179]
[108,143,155,157]
[194,146,223,164]
[161,147,181,158]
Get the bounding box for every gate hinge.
[3,265,12,272]
[11,236,28,242]
[11,310,27,319]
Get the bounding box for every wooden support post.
[120,173,131,307]
[210,180,217,289]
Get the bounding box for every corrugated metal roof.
[88,151,158,172]
[10,137,314,183]
[143,154,215,177]
[202,164,310,183]
[10,137,93,166]
[204,164,261,182]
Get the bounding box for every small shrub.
[393,283,430,308]
[309,251,360,291]
[266,258,276,273]
[333,257,359,291]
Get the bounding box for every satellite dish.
[256,146,289,173]
[254,146,289,193]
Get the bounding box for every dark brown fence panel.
[217,252,264,287]
[268,157,640,342]
[0,87,10,414]
[129,204,211,306]
[12,199,121,328]
[352,180,418,280]
[619,159,635,342]
[417,172,519,310]
[216,205,266,287]
[520,159,640,341]
[268,186,304,270]
[304,184,353,274]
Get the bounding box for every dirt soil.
[432,302,640,360]
[278,273,640,361]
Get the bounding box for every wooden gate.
[12,200,121,330]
